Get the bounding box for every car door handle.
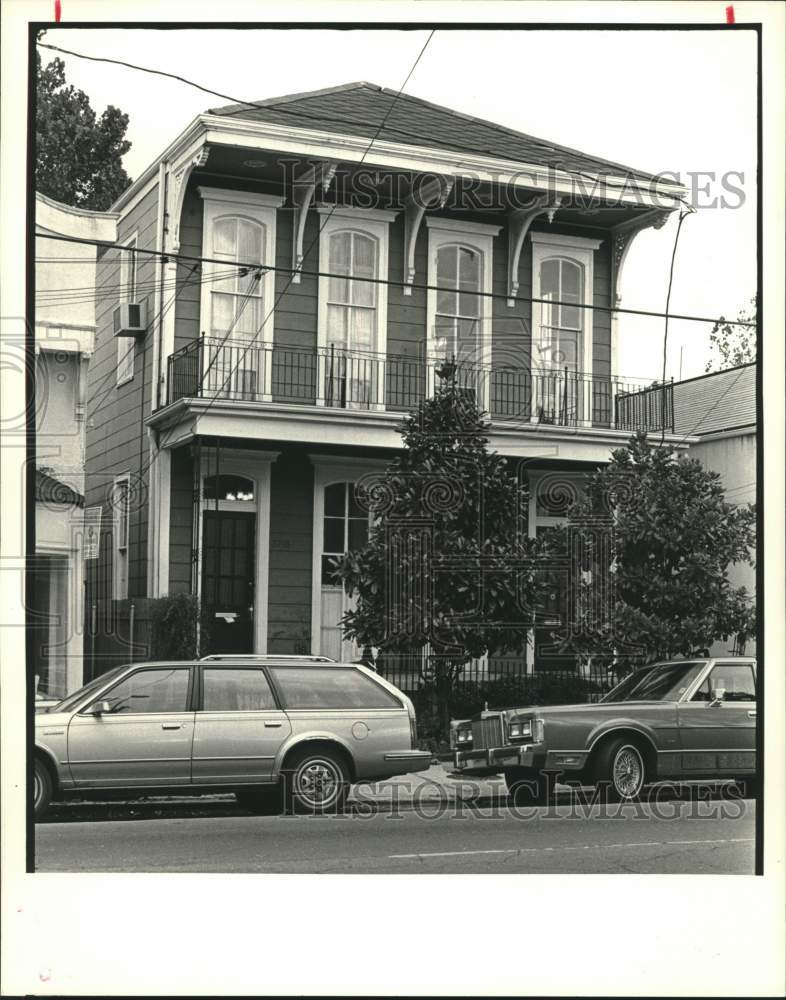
[264,721,283,728]
[747,710,757,718]
[161,723,182,730]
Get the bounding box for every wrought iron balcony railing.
[166,337,674,432]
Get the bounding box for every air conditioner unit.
[113,301,147,338]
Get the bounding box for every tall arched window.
[326,231,377,353]
[539,257,583,371]
[434,244,481,361]
[210,216,265,339]
[325,231,378,407]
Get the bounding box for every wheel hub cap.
[613,747,643,797]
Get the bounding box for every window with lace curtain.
[317,206,395,410]
[198,188,284,401]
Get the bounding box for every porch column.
[253,453,279,655]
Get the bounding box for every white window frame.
[116,230,138,386]
[198,187,284,400]
[316,205,396,411]
[113,474,131,600]
[425,218,500,404]
[530,231,602,377]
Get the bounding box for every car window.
[202,668,276,711]
[601,667,656,703]
[53,665,126,713]
[88,668,190,714]
[611,661,705,701]
[270,667,402,710]
[692,663,756,703]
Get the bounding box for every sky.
[40,26,758,382]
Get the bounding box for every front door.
[202,510,256,654]
[67,666,194,788]
[191,666,292,784]
[677,661,757,775]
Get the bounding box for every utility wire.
[37,41,684,205]
[659,206,694,443]
[36,232,756,329]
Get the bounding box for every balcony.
[166,337,674,434]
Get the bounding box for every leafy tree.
[331,372,546,732]
[36,49,132,210]
[560,432,756,666]
[705,296,756,373]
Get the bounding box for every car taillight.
[409,713,418,749]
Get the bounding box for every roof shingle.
[209,81,661,182]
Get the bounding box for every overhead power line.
[35,231,757,329]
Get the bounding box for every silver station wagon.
[34,656,431,819]
[451,657,758,803]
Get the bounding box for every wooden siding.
[267,452,313,652]
[168,446,195,594]
[86,181,160,598]
[173,187,613,379]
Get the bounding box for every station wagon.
[34,657,430,818]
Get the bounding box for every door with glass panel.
[677,661,757,775]
[206,216,266,399]
[324,231,377,408]
[537,257,584,424]
[434,244,485,408]
[320,482,369,660]
[67,666,194,788]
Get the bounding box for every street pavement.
[35,765,756,874]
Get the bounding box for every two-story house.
[83,82,690,678]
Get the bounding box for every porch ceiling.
[148,397,695,463]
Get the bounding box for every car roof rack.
[199,654,337,663]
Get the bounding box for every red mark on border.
[726,5,735,23]
[55,0,62,22]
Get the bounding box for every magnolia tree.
[559,432,756,667]
[331,373,545,731]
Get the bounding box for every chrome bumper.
[454,743,544,771]
[383,750,432,773]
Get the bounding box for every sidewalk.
[350,763,506,805]
[42,763,510,823]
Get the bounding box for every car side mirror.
[709,687,726,706]
[92,701,112,715]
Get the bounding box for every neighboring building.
[675,362,757,656]
[33,193,118,696]
[84,82,692,680]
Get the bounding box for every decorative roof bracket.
[506,193,562,306]
[610,208,672,304]
[402,174,455,295]
[166,145,211,255]
[291,160,338,282]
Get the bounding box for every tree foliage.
[36,51,132,210]
[331,376,545,715]
[705,296,756,373]
[562,432,756,665]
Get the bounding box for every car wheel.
[235,785,284,816]
[34,757,53,821]
[284,748,351,815]
[504,767,554,806]
[595,738,647,802]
